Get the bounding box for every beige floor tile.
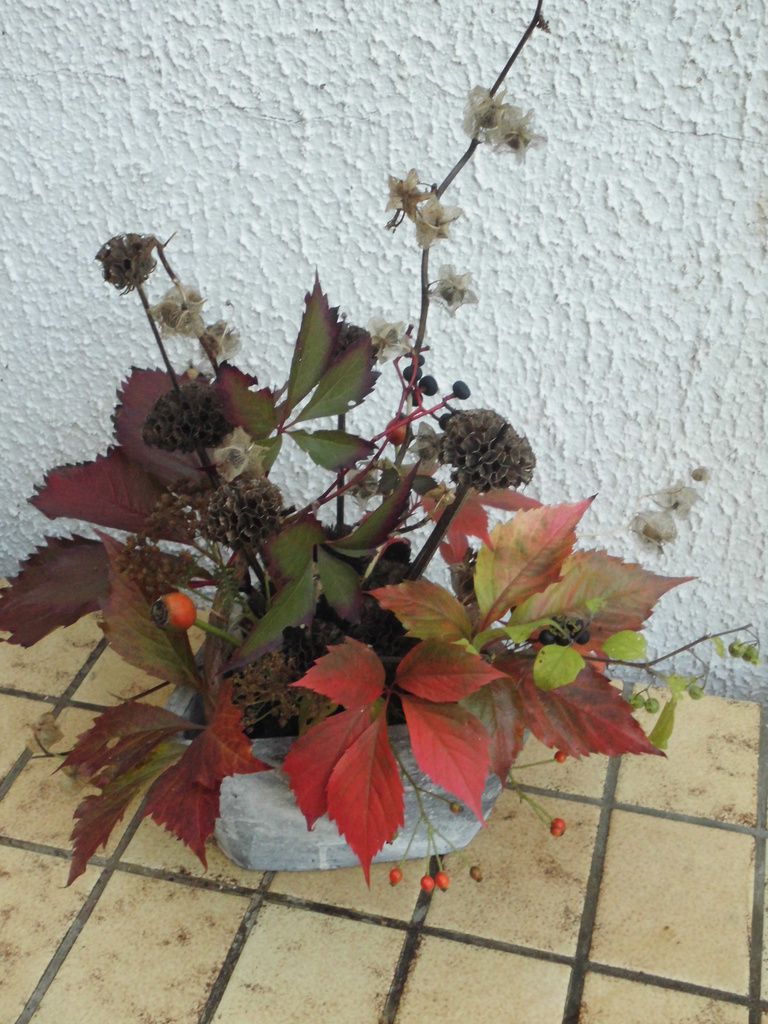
[398,936,570,1024]
[514,732,608,798]
[121,818,264,889]
[72,645,173,707]
[32,871,248,1024]
[617,693,759,826]
[271,859,421,922]
[426,787,599,954]
[211,902,402,1023]
[0,693,50,779]
[591,812,753,993]
[0,845,97,1024]
[0,614,103,696]
[579,973,746,1023]
[0,707,131,858]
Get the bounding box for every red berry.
[434,871,450,891]
[389,867,403,886]
[554,750,567,764]
[420,874,435,893]
[151,592,196,631]
[550,817,566,837]
[385,418,409,446]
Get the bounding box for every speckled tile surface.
[0,627,766,1024]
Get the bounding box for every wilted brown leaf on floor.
[26,712,64,753]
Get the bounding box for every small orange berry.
[554,750,567,764]
[550,817,566,837]
[420,874,435,893]
[434,871,450,891]
[151,592,196,631]
[389,867,403,886]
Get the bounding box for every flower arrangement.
[0,2,757,891]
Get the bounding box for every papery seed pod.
[631,510,677,548]
[202,477,284,549]
[142,381,232,453]
[439,409,535,492]
[95,234,156,293]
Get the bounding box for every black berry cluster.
[538,617,590,647]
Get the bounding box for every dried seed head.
[149,284,206,337]
[95,234,156,293]
[202,477,284,548]
[142,381,232,453]
[691,466,710,483]
[649,481,700,518]
[414,197,463,249]
[202,320,241,362]
[439,409,535,492]
[367,318,411,362]
[431,265,479,316]
[631,510,677,548]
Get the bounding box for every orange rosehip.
[554,750,567,764]
[420,874,435,893]
[550,817,566,837]
[151,592,197,631]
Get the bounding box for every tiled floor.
[1,615,766,1024]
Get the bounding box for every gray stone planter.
[168,687,502,872]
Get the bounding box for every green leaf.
[285,277,339,413]
[216,366,277,439]
[648,700,676,751]
[231,564,316,666]
[711,636,726,657]
[533,646,585,691]
[331,467,417,554]
[585,597,607,615]
[602,630,648,661]
[266,519,325,585]
[662,674,694,699]
[504,619,556,645]
[256,435,283,473]
[317,547,362,620]
[294,339,377,423]
[289,429,374,472]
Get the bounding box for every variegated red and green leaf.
[290,637,385,709]
[371,580,472,642]
[464,679,526,783]
[331,466,418,554]
[216,365,277,440]
[284,276,340,414]
[395,641,504,702]
[425,488,542,565]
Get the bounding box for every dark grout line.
[379,855,438,1024]
[560,755,621,1024]
[420,924,574,966]
[0,685,119,714]
[0,638,108,804]
[196,872,276,1024]
[587,960,752,1007]
[748,703,768,1023]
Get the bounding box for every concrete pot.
[168,686,502,872]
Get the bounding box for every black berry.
[403,364,422,383]
[574,629,590,645]
[452,380,471,400]
[438,412,454,430]
[418,353,426,366]
[539,629,556,646]
[555,635,571,646]
[419,375,438,396]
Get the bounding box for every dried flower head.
[386,169,434,227]
[367,318,411,362]
[487,104,545,161]
[211,427,267,483]
[414,197,463,249]
[431,265,479,316]
[649,482,700,518]
[149,284,206,337]
[200,320,241,364]
[440,409,535,492]
[463,85,510,139]
[142,381,232,453]
[202,477,284,549]
[95,234,156,293]
[410,422,441,463]
[631,510,677,548]
[348,469,382,509]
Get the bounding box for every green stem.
[193,619,241,647]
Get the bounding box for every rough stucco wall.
[0,0,766,697]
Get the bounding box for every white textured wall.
[1,0,766,697]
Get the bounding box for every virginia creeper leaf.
[113,368,201,486]
[290,637,385,709]
[395,641,504,702]
[533,645,585,690]
[294,338,377,423]
[331,466,417,553]
[143,679,269,866]
[285,277,339,413]
[0,536,109,646]
[316,547,362,620]
[498,657,661,758]
[502,618,556,645]
[602,630,648,661]
[265,518,325,586]
[256,434,283,473]
[401,695,490,820]
[289,428,374,471]
[229,563,315,667]
[428,488,541,565]
[475,498,593,629]
[98,533,201,689]
[216,365,277,439]
[371,581,472,642]
[326,713,404,884]
[32,448,175,537]
[283,705,373,828]
[648,700,677,751]
[464,679,526,783]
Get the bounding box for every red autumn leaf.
[395,641,505,702]
[67,741,183,885]
[401,695,490,820]
[290,638,385,709]
[326,713,404,883]
[475,498,594,630]
[498,656,662,758]
[465,679,526,783]
[113,367,202,486]
[425,488,542,565]
[0,535,110,646]
[98,533,201,690]
[31,447,176,538]
[371,580,472,642]
[283,705,374,828]
[143,679,269,865]
[512,550,693,646]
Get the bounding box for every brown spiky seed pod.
[439,409,535,492]
[202,478,284,548]
[95,234,156,293]
[142,381,232,452]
